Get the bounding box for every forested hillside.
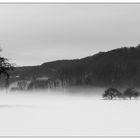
[7,44,140,89]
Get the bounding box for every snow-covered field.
[0,89,139,136]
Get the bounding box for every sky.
[0,4,140,66]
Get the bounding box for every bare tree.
[0,56,14,88]
[124,88,140,99]
[102,88,122,100]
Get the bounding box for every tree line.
[58,44,140,87]
[8,44,140,88]
[102,88,140,100]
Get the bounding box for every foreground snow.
[0,89,139,136]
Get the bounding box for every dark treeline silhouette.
[8,44,140,90]
[58,44,140,87]
[0,53,14,87]
[103,87,140,100]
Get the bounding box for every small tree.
[123,88,140,99]
[0,56,14,88]
[133,90,140,99]
[102,88,122,100]
[124,88,136,99]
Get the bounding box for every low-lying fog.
[0,88,140,136]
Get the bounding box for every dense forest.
[6,44,140,90]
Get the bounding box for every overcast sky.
[0,4,140,66]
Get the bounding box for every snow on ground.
[0,89,139,136]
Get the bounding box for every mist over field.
[0,3,140,137]
[0,89,139,136]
